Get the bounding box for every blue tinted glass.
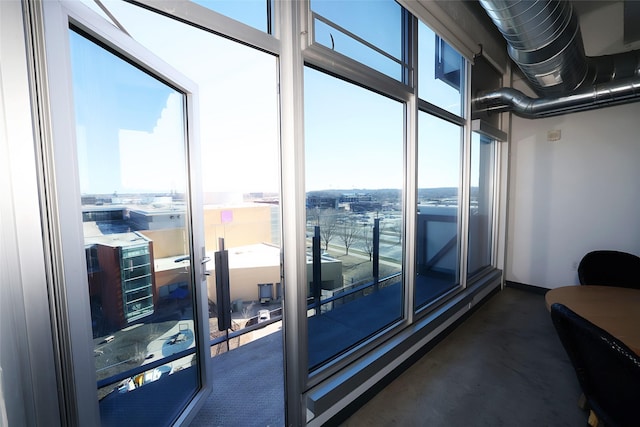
[418,22,464,116]
[312,0,404,79]
[468,133,495,277]
[305,67,404,370]
[415,112,462,310]
[314,18,401,80]
[312,0,401,56]
[191,0,270,33]
[103,0,283,345]
[69,32,182,195]
[69,28,201,424]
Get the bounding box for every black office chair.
[550,303,640,427]
[577,250,640,289]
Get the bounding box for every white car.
[258,309,270,323]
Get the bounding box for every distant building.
[306,195,339,210]
[85,231,156,333]
[338,193,380,213]
[339,193,373,203]
[129,208,186,230]
[81,199,332,325]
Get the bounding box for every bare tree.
[318,208,339,251]
[338,215,360,255]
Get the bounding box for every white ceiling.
[573,0,640,53]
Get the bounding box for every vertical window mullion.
[459,61,472,288]
[404,13,419,324]
[414,21,469,312]
[277,0,308,423]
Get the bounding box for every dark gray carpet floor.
[340,287,586,426]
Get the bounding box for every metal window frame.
[299,3,416,388]
[411,18,473,320]
[307,0,411,83]
[311,12,404,69]
[0,1,62,425]
[299,1,499,413]
[129,0,280,56]
[299,64,409,389]
[19,0,507,425]
[277,1,307,424]
[413,110,467,314]
[82,1,302,424]
[472,118,509,279]
[30,1,210,424]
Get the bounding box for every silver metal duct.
[588,50,640,84]
[475,0,640,118]
[475,76,640,118]
[478,0,588,97]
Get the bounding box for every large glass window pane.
[102,0,281,358]
[90,2,284,424]
[191,0,273,34]
[418,22,464,116]
[70,28,200,424]
[305,67,404,370]
[415,113,462,309]
[468,132,496,277]
[311,0,405,80]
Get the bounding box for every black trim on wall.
[505,280,549,295]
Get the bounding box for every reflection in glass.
[305,67,404,370]
[418,22,464,116]
[311,0,405,81]
[69,29,198,424]
[101,1,282,356]
[415,113,462,310]
[468,133,496,277]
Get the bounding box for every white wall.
[506,101,640,288]
[579,1,640,55]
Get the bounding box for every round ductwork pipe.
[478,0,589,96]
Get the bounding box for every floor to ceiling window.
[38,0,213,418]
[97,0,282,356]
[304,0,409,374]
[66,0,284,424]
[304,66,405,370]
[468,132,497,278]
[415,113,463,307]
[28,1,504,425]
[414,21,466,311]
[89,0,282,342]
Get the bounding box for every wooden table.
[545,285,640,355]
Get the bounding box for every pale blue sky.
[70,29,186,195]
[73,0,465,195]
[304,67,404,191]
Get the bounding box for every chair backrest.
[577,250,640,289]
[550,303,640,427]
